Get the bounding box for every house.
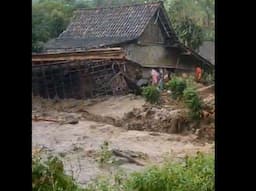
[32,1,214,99]
[44,1,213,72]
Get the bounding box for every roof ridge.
[75,1,162,11]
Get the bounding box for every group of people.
[150,66,203,89]
[151,68,171,90]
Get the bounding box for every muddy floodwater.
[32,95,214,186]
[32,120,213,185]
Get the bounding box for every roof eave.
[178,44,214,68]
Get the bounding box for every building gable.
[138,16,165,44]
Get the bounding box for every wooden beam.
[32,55,126,62]
[32,48,126,63]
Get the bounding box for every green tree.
[198,0,215,40]
[167,0,214,45]
[174,17,204,50]
[32,4,51,52]
[32,0,82,52]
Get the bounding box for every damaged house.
[32,1,213,99]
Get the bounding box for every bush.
[84,153,214,191]
[183,88,203,120]
[142,85,160,104]
[33,153,214,191]
[32,155,85,191]
[166,77,187,100]
[126,153,214,191]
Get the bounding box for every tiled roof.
[44,36,136,52]
[44,1,178,52]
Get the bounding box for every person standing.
[195,66,202,82]
[151,69,159,85]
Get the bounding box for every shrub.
[166,77,187,100]
[84,153,214,191]
[183,88,203,120]
[32,155,85,191]
[142,85,160,104]
[34,153,214,191]
[125,153,214,191]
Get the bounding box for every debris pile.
[197,124,215,141]
[122,104,190,134]
[198,93,215,141]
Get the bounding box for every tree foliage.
[166,0,215,48]
[173,17,204,50]
[32,0,75,51]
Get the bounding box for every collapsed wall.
[32,48,134,99]
[32,60,129,99]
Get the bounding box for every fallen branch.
[32,116,78,124]
[76,109,90,113]
[32,116,60,123]
[112,149,145,166]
